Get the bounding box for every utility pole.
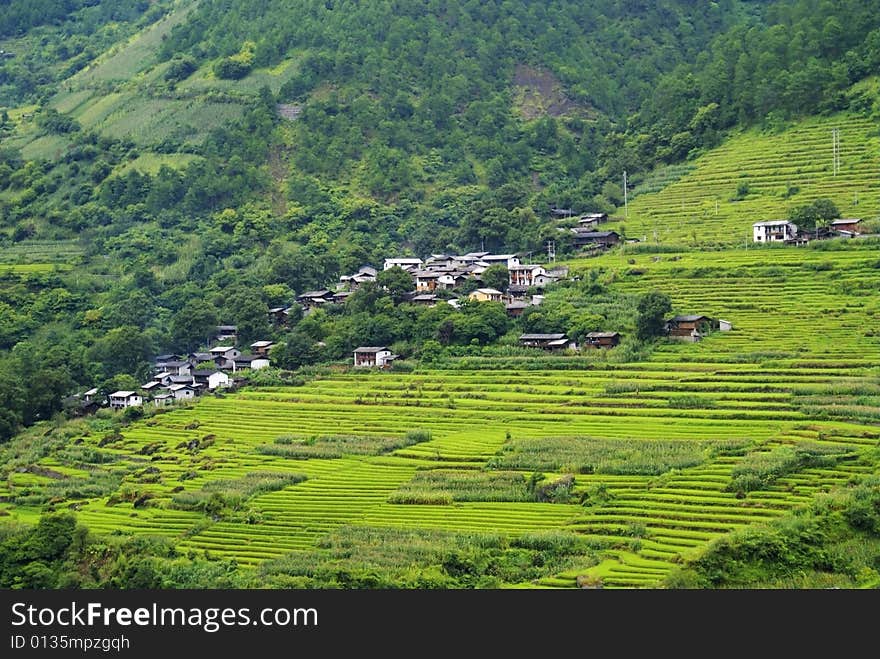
[623,170,628,219]
[832,127,840,176]
[546,241,556,263]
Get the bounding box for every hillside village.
[67,204,867,414]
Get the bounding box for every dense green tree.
[376,266,415,304]
[635,291,672,341]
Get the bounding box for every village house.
[410,294,438,306]
[666,315,714,342]
[214,325,238,344]
[210,346,241,369]
[584,331,621,348]
[232,355,270,371]
[412,270,441,291]
[505,300,530,317]
[83,387,99,403]
[140,381,163,395]
[338,265,378,289]
[437,272,470,289]
[108,391,142,410]
[250,340,274,357]
[508,264,547,287]
[188,352,215,365]
[571,229,621,249]
[424,254,455,270]
[753,220,798,243]
[153,354,181,372]
[296,289,335,310]
[578,213,608,229]
[268,306,290,326]
[469,288,504,302]
[479,254,521,269]
[353,346,396,368]
[519,333,577,351]
[830,218,862,234]
[168,383,199,401]
[192,370,231,390]
[383,257,423,271]
[153,393,174,408]
[162,360,194,377]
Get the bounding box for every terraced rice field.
[615,111,880,246]
[3,243,878,587]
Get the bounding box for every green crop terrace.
[1,241,879,587]
[612,109,880,246]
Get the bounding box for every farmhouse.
[578,213,608,228]
[584,331,621,348]
[519,333,577,351]
[412,270,441,291]
[479,253,520,269]
[383,257,423,271]
[210,346,241,368]
[353,346,396,368]
[666,315,714,342]
[192,370,231,390]
[268,306,290,326]
[339,265,378,289]
[82,387,99,403]
[232,355,270,371]
[214,325,238,344]
[571,229,620,249]
[410,294,438,306]
[168,383,198,401]
[296,289,335,310]
[508,264,546,287]
[152,393,174,408]
[505,300,530,317]
[469,288,504,302]
[830,218,862,233]
[140,381,163,394]
[250,340,274,357]
[752,220,798,243]
[108,391,142,410]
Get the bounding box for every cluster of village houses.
[73,328,274,412]
[72,210,748,410]
[752,217,865,243]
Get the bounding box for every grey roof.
[298,289,333,298]
[216,325,237,331]
[587,332,620,338]
[506,301,530,309]
[268,306,289,313]
[250,341,274,348]
[83,387,99,396]
[411,294,438,301]
[192,370,226,378]
[752,220,792,227]
[669,315,710,322]
[571,230,618,238]
[141,381,162,389]
[234,355,263,362]
[168,375,195,384]
[109,391,137,398]
[831,218,861,225]
[354,346,389,353]
[520,333,567,341]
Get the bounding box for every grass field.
[2,241,878,588]
[613,110,880,246]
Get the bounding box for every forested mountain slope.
[0,0,878,444]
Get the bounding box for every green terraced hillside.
[614,111,880,246]
[2,241,878,588]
